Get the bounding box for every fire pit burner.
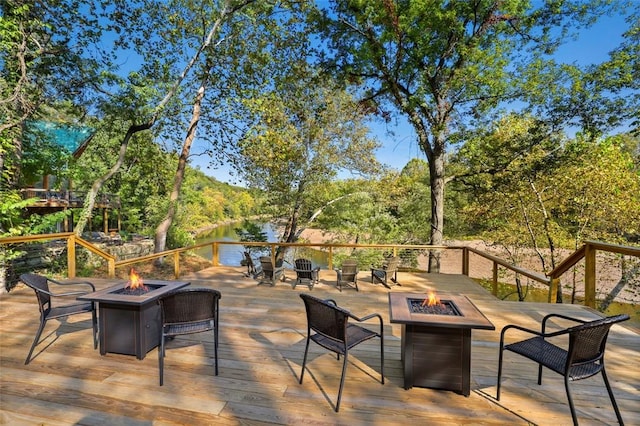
[407,298,461,316]
[112,284,162,296]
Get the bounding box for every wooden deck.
[1,268,638,425]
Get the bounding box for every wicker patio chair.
[335,258,359,292]
[158,288,221,386]
[370,256,400,288]
[293,258,320,290]
[20,273,98,365]
[257,256,286,286]
[299,293,384,412]
[497,313,630,426]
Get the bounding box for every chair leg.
[601,367,625,425]
[91,308,98,349]
[213,320,219,376]
[380,333,384,384]
[299,337,310,384]
[335,352,349,412]
[564,375,579,426]
[25,318,47,365]
[496,342,505,400]
[159,335,166,386]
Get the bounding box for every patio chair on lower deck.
[299,293,384,412]
[371,256,400,288]
[243,251,261,278]
[257,256,286,286]
[497,313,630,426]
[293,258,320,290]
[335,258,359,292]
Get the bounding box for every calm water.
[194,223,329,268]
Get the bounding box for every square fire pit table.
[388,292,494,396]
[78,280,189,360]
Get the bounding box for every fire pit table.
[78,280,189,360]
[388,292,494,396]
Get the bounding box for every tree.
[234,70,381,259]
[454,114,640,302]
[311,0,626,271]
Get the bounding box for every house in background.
[20,121,121,235]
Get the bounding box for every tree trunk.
[154,83,207,258]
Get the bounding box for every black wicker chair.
[299,293,384,412]
[20,273,98,365]
[497,313,629,425]
[257,256,285,286]
[293,258,320,290]
[158,288,221,385]
[335,258,359,292]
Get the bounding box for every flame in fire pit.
[422,292,441,307]
[126,268,147,292]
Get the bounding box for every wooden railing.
[548,240,640,308]
[1,234,638,308]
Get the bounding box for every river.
[194,222,329,268]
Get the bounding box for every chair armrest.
[541,313,590,334]
[350,312,384,334]
[500,322,574,348]
[47,277,96,296]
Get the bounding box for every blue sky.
[190,7,634,185]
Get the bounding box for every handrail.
[549,245,587,278]
[2,233,638,309]
[547,240,640,308]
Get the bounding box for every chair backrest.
[295,258,314,279]
[340,258,359,280]
[567,314,629,367]
[300,293,349,344]
[20,273,51,313]
[260,256,275,275]
[159,288,221,325]
[384,256,400,272]
[244,252,256,272]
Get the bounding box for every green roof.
[28,121,95,156]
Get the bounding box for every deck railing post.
[462,248,469,276]
[107,258,115,278]
[328,246,333,270]
[212,242,219,266]
[584,243,596,308]
[492,261,498,296]
[548,277,559,303]
[173,252,180,279]
[67,234,76,278]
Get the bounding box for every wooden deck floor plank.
[1,268,637,425]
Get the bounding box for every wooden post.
[462,248,469,276]
[173,252,180,279]
[67,234,76,278]
[328,246,333,270]
[212,243,219,266]
[107,258,115,278]
[103,208,108,234]
[492,261,498,296]
[548,277,559,303]
[584,243,596,308]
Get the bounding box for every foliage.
[309,0,630,271]
[234,66,381,254]
[235,220,269,256]
[453,114,640,273]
